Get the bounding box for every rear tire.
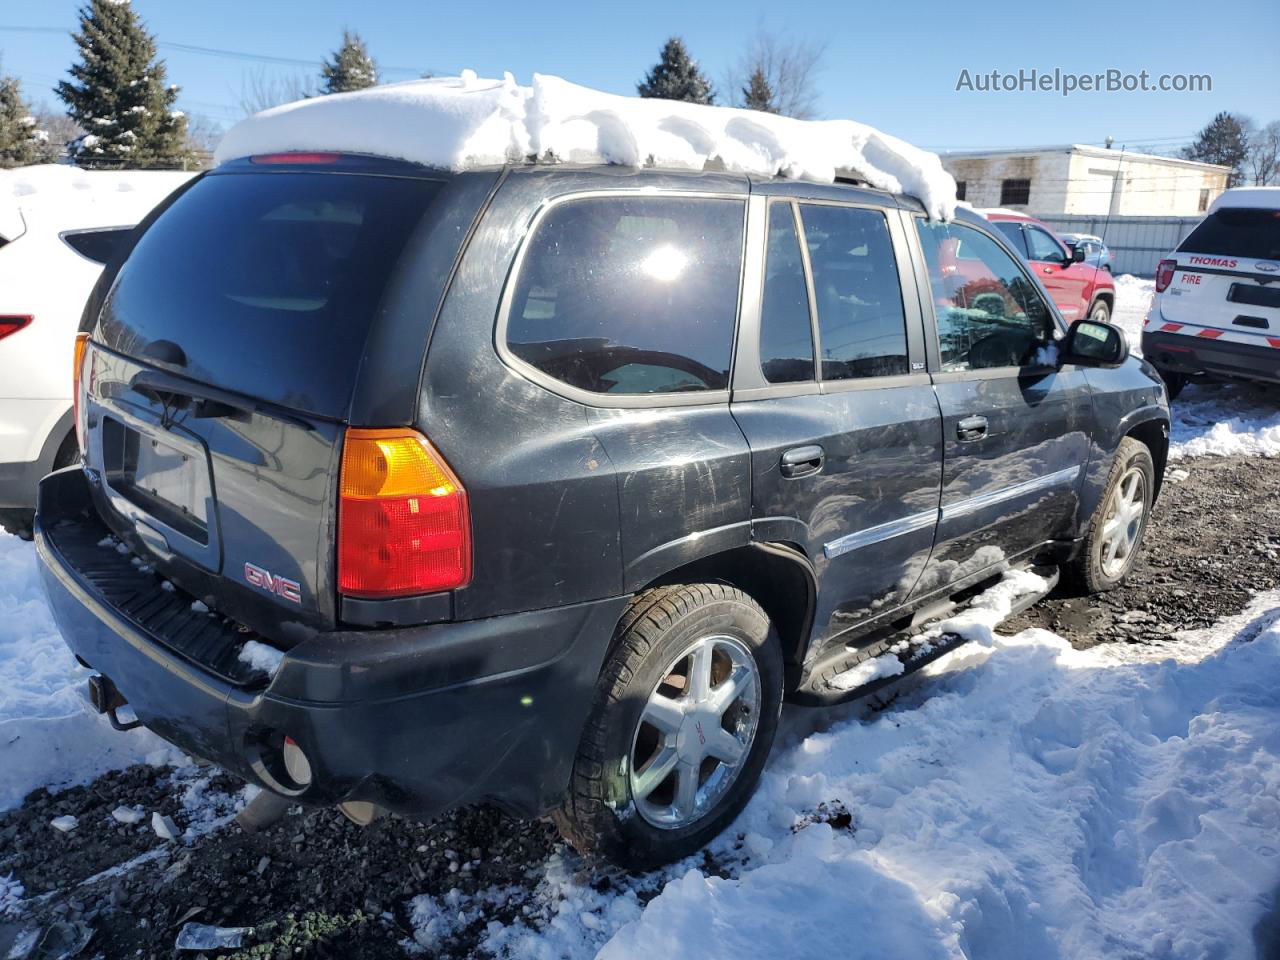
[1068,437,1154,593]
[0,508,34,541]
[1154,367,1188,400]
[553,583,783,868]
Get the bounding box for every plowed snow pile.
[214,72,957,219]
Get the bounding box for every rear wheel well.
[638,543,816,689]
[1125,418,1169,501]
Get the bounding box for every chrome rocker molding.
[823,465,1082,560]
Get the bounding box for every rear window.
[100,172,442,418]
[62,227,133,265]
[1179,208,1280,261]
[506,195,744,396]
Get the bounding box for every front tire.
[1069,437,1154,593]
[554,583,783,868]
[1088,299,1111,324]
[1154,367,1188,400]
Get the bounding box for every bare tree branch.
[238,68,317,117]
[725,27,827,120]
[1246,119,1280,186]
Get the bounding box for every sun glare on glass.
[639,245,688,282]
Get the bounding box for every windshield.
[99,171,443,418]
[1178,208,1280,261]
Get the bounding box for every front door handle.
[957,415,989,442]
[1042,266,1054,275]
[781,444,824,478]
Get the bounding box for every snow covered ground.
[0,533,182,811]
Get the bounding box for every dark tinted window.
[799,204,908,380]
[993,221,1027,256]
[1000,179,1031,206]
[916,220,1055,372]
[103,172,442,418]
[1178,208,1280,260]
[1025,225,1065,262]
[955,181,967,201]
[507,196,744,395]
[62,227,133,265]
[759,202,814,384]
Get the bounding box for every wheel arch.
[1125,416,1170,502]
[637,541,817,690]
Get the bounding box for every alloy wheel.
[628,634,761,830]
[1100,466,1146,577]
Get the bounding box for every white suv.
[1141,186,1280,398]
[1,165,191,537]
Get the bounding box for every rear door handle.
[781,445,824,478]
[957,415,989,442]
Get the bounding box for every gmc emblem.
[244,562,302,604]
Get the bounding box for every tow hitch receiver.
[87,674,142,731]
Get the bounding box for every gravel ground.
[1,453,1277,960]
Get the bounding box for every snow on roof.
[0,164,193,240]
[1208,185,1280,214]
[214,72,958,219]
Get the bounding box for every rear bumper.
[1141,330,1280,386]
[36,467,625,821]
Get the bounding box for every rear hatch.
[82,160,447,639]
[1161,206,1280,338]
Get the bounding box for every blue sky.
[3,0,1277,154]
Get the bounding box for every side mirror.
[1065,244,1086,265]
[1063,319,1128,367]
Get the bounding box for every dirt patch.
[1005,455,1280,647]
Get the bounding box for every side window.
[798,204,909,381]
[915,220,1055,372]
[992,221,1027,257]
[759,202,814,384]
[1025,225,1065,263]
[506,196,744,395]
[62,227,134,265]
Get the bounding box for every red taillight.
[72,333,90,454]
[337,428,472,599]
[0,315,32,341]
[249,152,342,165]
[1155,259,1177,293]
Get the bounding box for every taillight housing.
[0,315,32,341]
[72,332,90,454]
[1155,259,1176,293]
[338,428,472,599]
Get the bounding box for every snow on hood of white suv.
[214,72,959,221]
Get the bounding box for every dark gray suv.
[36,153,1169,867]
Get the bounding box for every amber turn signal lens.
[72,333,90,454]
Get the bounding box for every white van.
[1141,186,1280,397]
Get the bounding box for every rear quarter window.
[62,227,134,265]
[505,195,745,397]
[1179,208,1280,261]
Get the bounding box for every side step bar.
[794,564,1060,706]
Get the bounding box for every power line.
[0,24,429,75]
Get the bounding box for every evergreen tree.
[0,70,45,168]
[742,67,776,113]
[321,31,378,95]
[56,0,191,169]
[1182,111,1250,186]
[637,37,715,105]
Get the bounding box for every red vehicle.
[980,210,1115,325]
